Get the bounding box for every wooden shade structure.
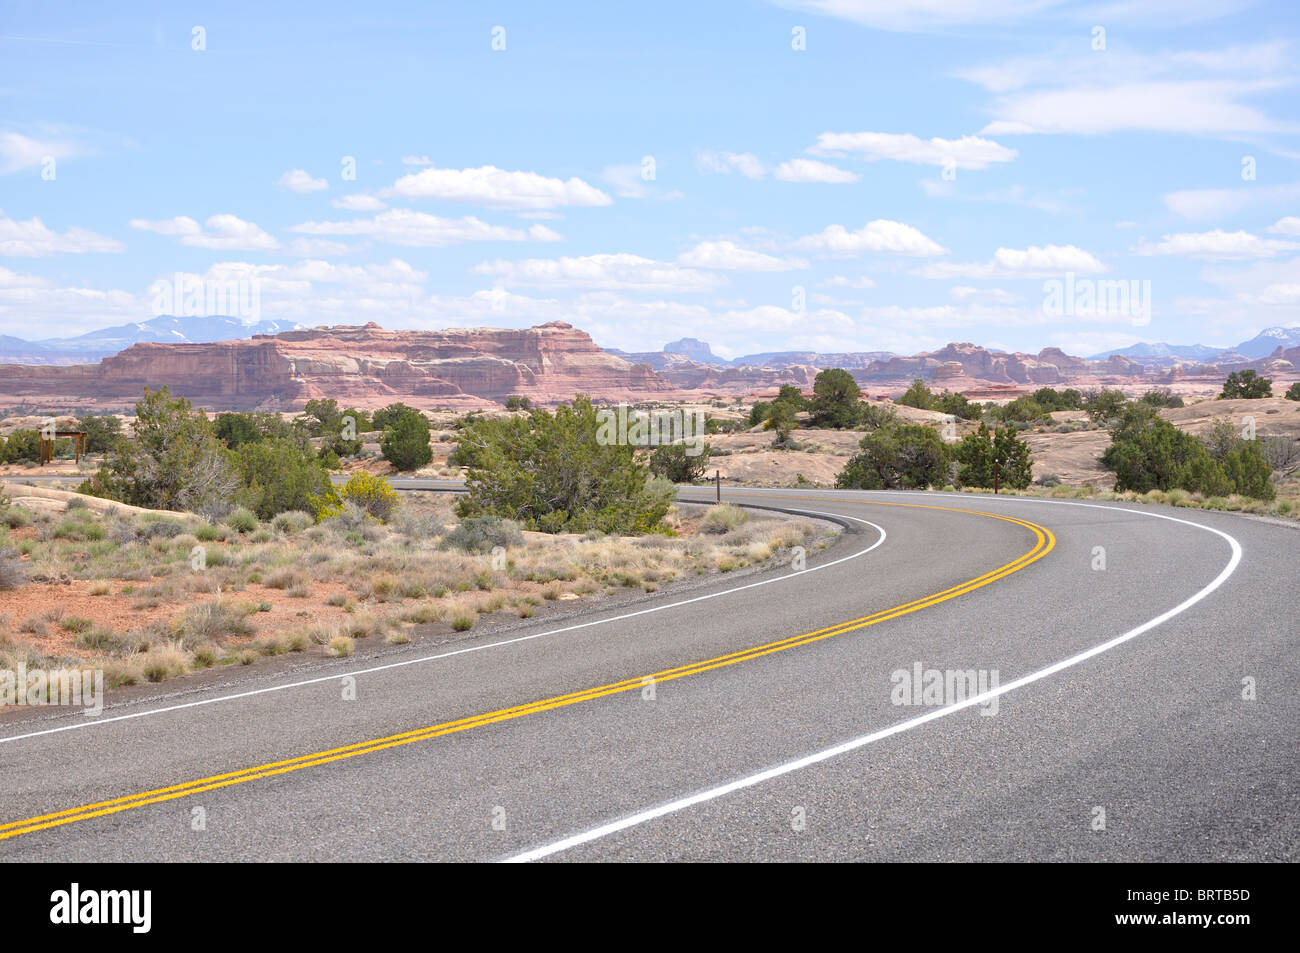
[39,431,89,465]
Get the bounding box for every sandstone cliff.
[0,322,674,411]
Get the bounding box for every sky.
[1,0,1298,359]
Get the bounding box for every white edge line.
[502,500,1242,862]
[0,507,885,745]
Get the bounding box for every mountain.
[1233,326,1300,359]
[0,315,303,364]
[1088,341,1225,362]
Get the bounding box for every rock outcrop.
[0,322,674,411]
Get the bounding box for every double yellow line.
[0,502,1053,843]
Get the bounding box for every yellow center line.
[0,501,1054,842]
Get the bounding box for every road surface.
[0,487,1295,861]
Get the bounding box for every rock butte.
[0,322,674,412]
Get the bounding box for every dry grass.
[1,493,833,693]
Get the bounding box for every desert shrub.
[700,503,749,534]
[141,517,186,538]
[897,378,934,411]
[1035,473,1062,487]
[451,394,672,534]
[380,408,433,471]
[807,369,863,428]
[649,442,712,483]
[1,505,32,529]
[1031,388,1084,412]
[271,510,314,534]
[86,387,236,512]
[64,495,89,511]
[0,547,25,590]
[231,437,333,520]
[1220,370,1271,399]
[441,515,524,553]
[954,423,1033,490]
[177,601,255,644]
[313,471,401,523]
[1083,388,1129,423]
[1286,382,1300,401]
[1139,388,1184,409]
[224,507,259,533]
[837,424,949,490]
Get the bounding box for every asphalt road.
[0,487,1295,862]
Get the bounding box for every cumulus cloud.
[822,275,876,288]
[383,164,611,209]
[0,131,79,175]
[696,150,767,180]
[677,240,808,271]
[290,209,563,247]
[795,220,947,256]
[772,158,859,183]
[331,194,387,211]
[915,244,1106,278]
[130,214,280,251]
[0,215,124,256]
[1133,229,1300,259]
[808,132,1016,169]
[277,169,329,193]
[474,253,723,293]
[1164,182,1300,220]
[1267,216,1300,237]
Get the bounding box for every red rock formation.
[0,322,674,411]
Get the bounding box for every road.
[0,487,1295,861]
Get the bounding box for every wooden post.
[715,470,721,503]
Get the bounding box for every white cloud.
[290,209,563,247]
[401,155,434,166]
[822,275,876,288]
[981,80,1292,137]
[383,164,611,209]
[775,0,1063,32]
[285,237,350,257]
[808,132,1016,169]
[474,253,722,293]
[795,220,946,256]
[916,244,1106,278]
[950,285,1020,303]
[1267,216,1300,237]
[331,194,387,211]
[772,158,859,183]
[0,266,141,335]
[696,150,766,180]
[1134,229,1300,259]
[1164,182,1300,220]
[131,214,280,251]
[0,131,78,175]
[277,169,329,193]
[601,163,683,201]
[677,240,808,271]
[0,215,124,256]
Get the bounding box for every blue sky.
[2,0,1298,358]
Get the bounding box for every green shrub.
[380,408,433,471]
[837,425,949,490]
[451,395,672,534]
[441,516,524,553]
[224,507,259,533]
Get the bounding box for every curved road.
[0,488,1295,861]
